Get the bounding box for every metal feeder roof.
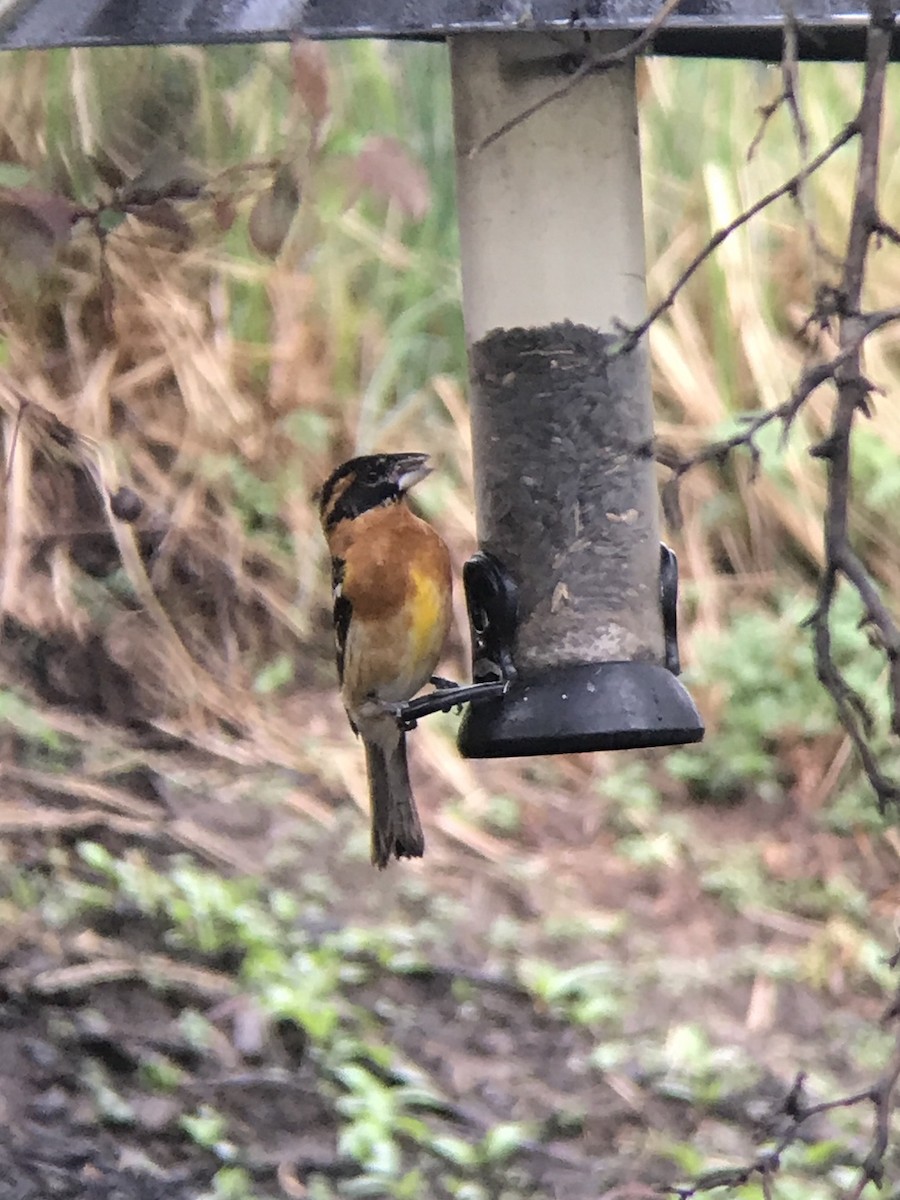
[0,1,889,60]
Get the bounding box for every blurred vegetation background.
[0,39,899,1200]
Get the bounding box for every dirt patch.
[0,718,896,1198]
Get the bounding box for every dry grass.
[0,48,330,761]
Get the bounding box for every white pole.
[450,32,648,340]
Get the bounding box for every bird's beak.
[394,453,432,493]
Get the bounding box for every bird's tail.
[364,732,424,869]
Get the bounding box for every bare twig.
[747,12,845,295]
[662,1029,900,1197]
[657,304,900,529]
[804,0,900,811]
[657,0,900,811]
[467,0,683,158]
[747,11,808,163]
[617,119,857,354]
[654,16,900,1182]
[860,1037,900,1187]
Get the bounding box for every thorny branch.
[747,12,808,164]
[616,121,857,355]
[656,1,900,813]
[650,1028,900,1198]
[657,304,900,523]
[653,9,900,1188]
[806,0,900,812]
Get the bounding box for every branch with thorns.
[652,0,900,813]
[641,959,900,1198]
[608,10,900,1184]
[656,302,900,523]
[655,1029,900,1198]
[805,0,900,812]
[747,11,808,164]
[596,991,900,1200]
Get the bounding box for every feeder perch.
[1,2,885,759]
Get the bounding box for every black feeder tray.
[1,2,889,759]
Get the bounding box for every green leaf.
[0,163,31,187]
[430,1135,477,1168]
[97,206,128,232]
[481,1122,529,1164]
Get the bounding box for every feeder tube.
[450,33,665,671]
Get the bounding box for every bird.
[317,452,453,868]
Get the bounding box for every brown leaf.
[353,136,432,223]
[0,186,80,244]
[118,147,205,207]
[131,199,194,246]
[0,189,79,285]
[212,196,237,232]
[0,202,56,271]
[248,166,301,259]
[290,38,330,126]
[109,487,144,523]
[89,150,128,191]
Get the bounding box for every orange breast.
[332,504,452,709]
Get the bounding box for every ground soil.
[0,688,897,1200]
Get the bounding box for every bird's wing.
[331,555,351,687]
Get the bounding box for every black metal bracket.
[660,542,681,676]
[396,544,684,732]
[462,550,520,686]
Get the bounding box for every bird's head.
[317,452,432,531]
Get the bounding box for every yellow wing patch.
[409,564,449,664]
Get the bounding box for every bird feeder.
[0,2,883,759]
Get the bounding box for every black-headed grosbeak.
[318,453,452,868]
